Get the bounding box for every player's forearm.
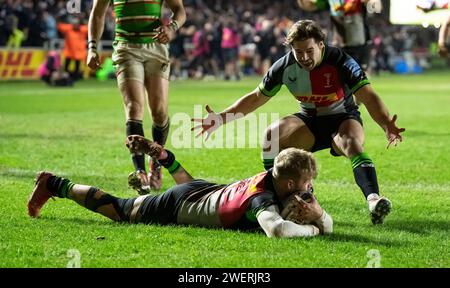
[258,209,320,238]
[88,15,105,42]
[273,220,320,238]
[170,5,186,29]
[356,86,392,131]
[363,93,392,131]
[313,210,333,234]
[88,1,108,42]
[166,0,186,29]
[170,166,194,185]
[219,89,269,124]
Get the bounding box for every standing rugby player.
[87,0,186,194]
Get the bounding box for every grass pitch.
[0,72,449,268]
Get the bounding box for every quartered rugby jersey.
[258,45,370,116]
[112,0,163,43]
[176,171,280,230]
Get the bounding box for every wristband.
[168,20,179,32]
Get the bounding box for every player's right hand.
[86,50,100,70]
[191,105,223,141]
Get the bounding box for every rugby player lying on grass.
[27,136,332,238]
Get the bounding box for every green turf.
[0,72,449,268]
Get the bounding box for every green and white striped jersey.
[112,0,163,43]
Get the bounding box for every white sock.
[367,193,380,202]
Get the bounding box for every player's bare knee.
[263,122,282,149]
[337,137,363,157]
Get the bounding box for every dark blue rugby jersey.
[258,45,370,116]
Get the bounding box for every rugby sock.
[158,149,181,174]
[126,119,146,172]
[262,158,274,170]
[351,152,379,199]
[46,176,75,199]
[152,118,170,146]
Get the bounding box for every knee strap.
[85,188,127,221]
[85,187,120,214]
[85,188,130,221]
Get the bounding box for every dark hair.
[284,20,325,45]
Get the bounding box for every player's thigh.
[114,46,147,120]
[142,43,170,123]
[332,118,365,157]
[265,115,315,151]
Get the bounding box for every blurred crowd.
[0,0,443,80]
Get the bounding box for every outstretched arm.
[355,84,405,148]
[191,88,271,139]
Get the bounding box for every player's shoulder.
[323,45,357,68]
[268,51,297,73]
[323,45,346,63]
[257,171,279,199]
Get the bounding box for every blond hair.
[273,148,317,180]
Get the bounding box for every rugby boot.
[28,171,55,218]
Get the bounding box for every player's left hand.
[297,195,323,223]
[153,25,174,44]
[281,193,323,224]
[385,114,405,149]
[191,105,223,141]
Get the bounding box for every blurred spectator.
[189,22,221,79]
[57,17,88,80]
[0,0,15,46]
[26,10,47,47]
[0,0,446,78]
[44,10,57,42]
[38,50,73,86]
[189,23,211,78]
[221,17,241,80]
[370,34,392,75]
[6,16,24,48]
[254,18,276,75]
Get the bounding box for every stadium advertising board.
[0,49,46,80]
